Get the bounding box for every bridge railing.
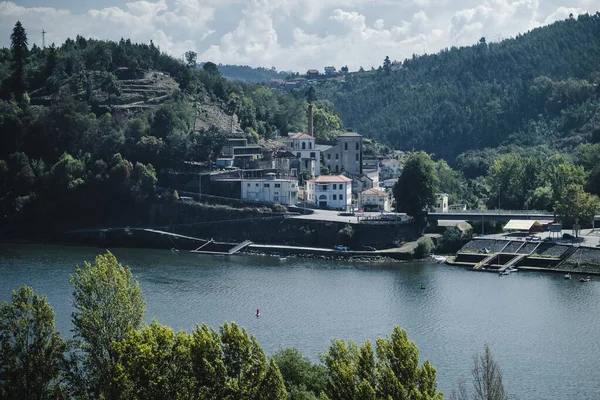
[431,209,552,215]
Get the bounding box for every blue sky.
[0,0,596,71]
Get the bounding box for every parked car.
[362,245,376,251]
[563,233,575,240]
[334,245,349,252]
[543,237,553,242]
[526,234,542,242]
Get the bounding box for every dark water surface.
[1,244,599,399]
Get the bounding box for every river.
[1,243,599,399]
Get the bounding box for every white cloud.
[0,0,595,71]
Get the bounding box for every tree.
[0,285,67,400]
[337,224,354,246]
[10,21,28,100]
[414,236,435,258]
[100,71,122,103]
[450,344,508,400]
[312,106,343,140]
[112,320,193,400]
[202,61,220,77]
[272,347,327,399]
[70,251,146,400]
[185,51,197,69]
[322,326,441,400]
[393,151,438,218]
[554,184,600,235]
[383,56,391,74]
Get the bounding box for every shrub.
[337,224,354,245]
[414,236,434,258]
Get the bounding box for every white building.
[434,193,449,213]
[241,174,298,206]
[380,159,402,180]
[306,175,352,210]
[289,132,320,177]
[359,188,392,212]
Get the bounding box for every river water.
[1,243,599,399]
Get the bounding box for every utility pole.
[42,29,46,48]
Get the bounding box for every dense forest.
[212,64,292,83]
[318,13,600,164]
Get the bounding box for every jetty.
[449,237,600,275]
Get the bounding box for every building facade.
[434,193,449,213]
[322,132,363,176]
[241,174,298,206]
[290,132,320,177]
[359,188,392,212]
[306,175,352,210]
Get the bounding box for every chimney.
[308,104,314,137]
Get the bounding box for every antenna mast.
[42,29,46,48]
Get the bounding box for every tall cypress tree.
[10,21,28,99]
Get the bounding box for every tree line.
[0,250,509,400]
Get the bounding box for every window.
[297,152,301,158]
[309,142,312,149]
[336,154,339,160]
[356,154,359,161]
[328,165,331,171]
[275,183,281,188]
[302,142,306,150]
[356,142,359,150]
[327,154,331,159]
[247,183,250,187]
[333,194,337,200]
[333,184,337,189]
[256,183,259,187]
[304,160,309,168]
[264,184,270,188]
[335,165,339,173]
[339,194,343,201]
[310,152,315,158]
[345,143,348,150]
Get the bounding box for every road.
[289,209,402,224]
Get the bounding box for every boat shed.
[503,219,544,232]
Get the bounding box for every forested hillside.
[319,13,600,165]
[212,64,292,82]
[0,22,311,235]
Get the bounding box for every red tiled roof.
[361,188,389,196]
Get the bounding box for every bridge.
[427,210,589,222]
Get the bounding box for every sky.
[0,0,596,72]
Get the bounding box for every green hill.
[316,13,600,166]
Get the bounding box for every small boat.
[430,255,447,263]
[279,257,288,261]
[170,248,179,252]
[580,276,591,283]
[507,267,518,273]
[564,273,571,280]
[499,270,510,276]
[255,309,260,317]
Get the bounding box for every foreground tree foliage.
[69,251,145,399]
[0,285,68,400]
[322,327,442,400]
[553,183,600,235]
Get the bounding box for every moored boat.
[564,273,571,280]
[580,276,591,282]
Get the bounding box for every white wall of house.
[359,189,392,212]
[291,136,320,176]
[434,193,449,213]
[241,178,299,206]
[306,176,352,209]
